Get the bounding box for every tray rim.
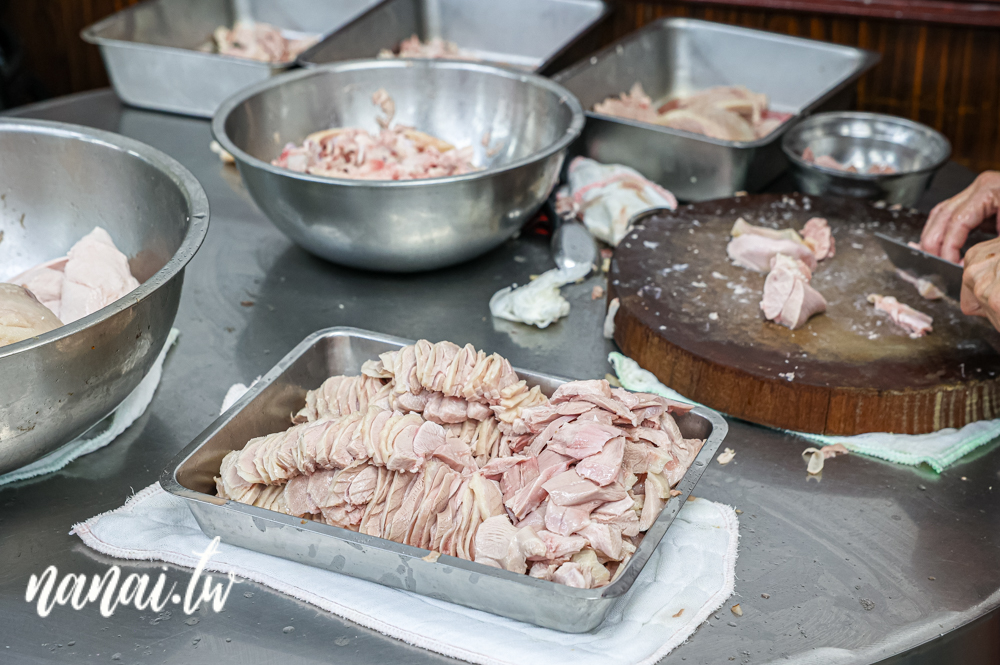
[552,16,882,151]
[159,326,727,604]
[294,0,610,74]
[81,0,384,73]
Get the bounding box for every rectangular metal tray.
[160,327,726,632]
[296,0,609,75]
[553,18,880,202]
[82,0,385,118]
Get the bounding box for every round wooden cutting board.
[608,193,1000,435]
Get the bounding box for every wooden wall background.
[1,0,998,170]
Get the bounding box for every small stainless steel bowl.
[212,59,585,272]
[0,118,209,474]
[782,111,950,206]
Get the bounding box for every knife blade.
[874,232,964,300]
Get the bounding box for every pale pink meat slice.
[727,234,818,273]
[574,436,626,486]
[760,253,828,330]
[58,227,140,324]
[593,82,658,124]
[545,420,621,459]
[542,470,627,506]
[867,294,933,337]
[800,217,835,260]
[8,257,67,318]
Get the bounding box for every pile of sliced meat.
[1,227,139,348]
[378,35,476,61]
[801,147,897,175]
[273,90,477,181]
[211,21,317,63]
[215,340,704,589]
[594,83,792,142]
[727,217,835,330]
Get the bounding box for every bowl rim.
[211,58,587,188]
[781,110,952,180]
[0,118,210,359]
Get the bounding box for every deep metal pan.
[81,0,385,118]
[296,0,609,75]
[160,327,727,632]
[553,18,881,202]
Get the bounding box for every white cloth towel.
[0,328,178,486]
[73,483,739,665]
[609,351,1000,472]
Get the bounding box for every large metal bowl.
[782,111,951,206]
[212,59,584,272]
[0,119,209,474]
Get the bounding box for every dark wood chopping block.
[608,193,1000,435]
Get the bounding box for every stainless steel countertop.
[1,90,997,665]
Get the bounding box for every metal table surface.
[1,90,998,665]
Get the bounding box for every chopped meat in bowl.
[272,89,479,181]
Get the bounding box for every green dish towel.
[609,352,1000,473]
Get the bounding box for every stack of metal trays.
[296,0,608,75]
[161,328,728,632]
[554,18,880,201]
[82,0,384,117]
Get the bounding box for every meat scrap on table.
[725,217,834,330]
[802,147,897,175]
[867,294,933,337]
[211,22,317,63]
[215,340,705,589]
[2,227,140,347]
[593,83,792,142]
[273,89,478,181]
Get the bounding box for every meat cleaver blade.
[875,232,964,300]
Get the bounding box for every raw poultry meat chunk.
[7,227,139,325]
[594,83,792,141]
[212,21,317,63]
[801,147,897,175]
[217,341,706,589]
[867,294,933,337]
[760,254,828,330]
[378,35,477,61]
[895,269,945,300]
[727,232,817,273]
[0,284,62,348]
[800,217,835,260]
[273,89,477,181]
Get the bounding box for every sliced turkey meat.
[216,343,707,589]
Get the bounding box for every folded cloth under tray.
[609,351,1000,472]
[0,328,179,486]
[72,482,739,665]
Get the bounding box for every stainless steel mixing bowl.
[0,118,209,474]
[212,59,585,271]
[782,111,951,206]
